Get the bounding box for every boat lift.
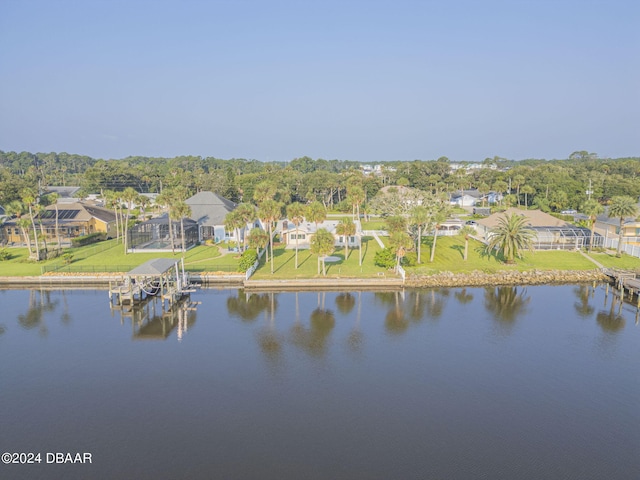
[108,257,197,310]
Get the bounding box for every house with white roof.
[281,219,361,249]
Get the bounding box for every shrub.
[0,248,11,261]
[374,247,396,269]
[62,253,74,265]
[334,200,351,213]
[402,251,418,267]
[238,248,258,272]
[71,232,106,247]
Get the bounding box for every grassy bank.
[2,235,639,279]
[0,241,239,276]
[252,238,386,279]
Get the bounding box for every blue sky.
[0,0,638,162]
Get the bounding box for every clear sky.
[0,0,638,162]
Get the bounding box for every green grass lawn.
[0,241,240,275]
[3,235,639,278]
[360,220,387,230]
[251,237,389,279]
[587,251,640,270]
[407,236,598,274]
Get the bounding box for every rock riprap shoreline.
[406,269,606,288]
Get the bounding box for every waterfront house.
[185,191,257,243]
[476,208,594,250]
[593,205,640,245]
[281,219,361,250]
[2,202,116,246]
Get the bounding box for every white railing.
[602,237,640,258]
[245,248,267,280]
[397,265,406,283]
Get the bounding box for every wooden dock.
[602,268,640,306]
[108,258,197,310]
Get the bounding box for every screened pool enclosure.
[128,215,199,252]
[530,226,602,250]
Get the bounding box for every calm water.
[0,285,639,480]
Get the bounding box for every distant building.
[44,186,82,203]
[594,206,640,244]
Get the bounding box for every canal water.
[0,285,638,480]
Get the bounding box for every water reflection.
[18,290,59,337]
[226,290,272,322]
[111,295,197,341]
[290,292,336,358]
[335,292,356,315]
[425,288,448,319]
[384,291,407,334]
[484,286,530,325]
[345,291,364,354]
[454,288,474,305]
[596,302,625,333]
[573,285,595,318]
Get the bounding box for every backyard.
[0,240,240,276]
[1,235,639,278]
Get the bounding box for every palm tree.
[253,181,277,204]
[21,189,40,261]
[512,174,525,206]
[17,217,34,255]
[458,225,476,261]
[385,215,407,235]
[429,202,450,263]
[156,191,176,253]
[335,218,356,260]
[121,187,139,254]
[235,203,256,251]
[388,231,413,271]
[286,202,306,269]
[581,199,604,252]
[485,213,536,264]
[258,199,282,274]
[520,185,535,208]
[409,205,429,264]
[224,210,245,252]
[247,227,270,260]
[104,190,121,240]
[306,201,326,229]
[46,192,62,251]
[5,201,32,255]
[347,185,365,220]
[493,180,508,206]
[608,195,638,256]
[137,194,150,221]
[172,201,192,253]
[310,227,335,276]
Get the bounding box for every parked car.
[465,220,477,225]
[561,210,577,215]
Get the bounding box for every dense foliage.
[70,232,107,247]
[2,151,638,214]
[238,248,259,272]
